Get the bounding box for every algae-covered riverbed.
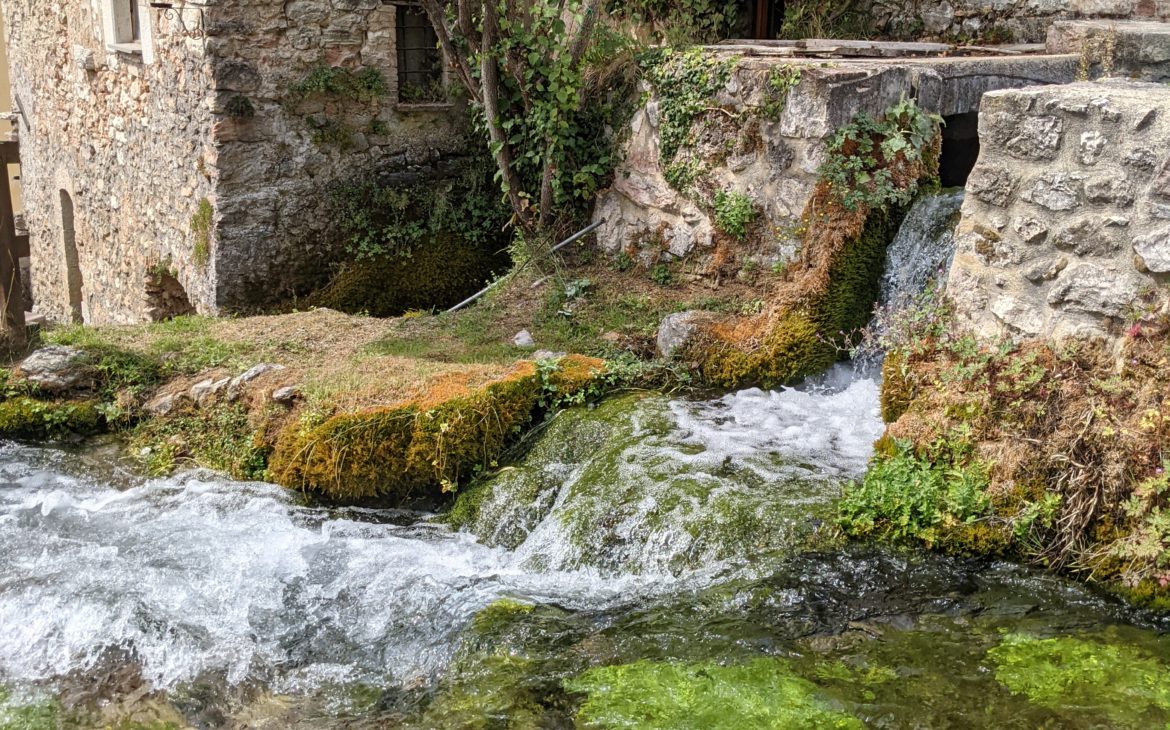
[0,366,1168,729]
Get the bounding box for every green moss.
[565,659,862,729]
[314,231,509,317]
[0,397,102,439]
[191,198,212,268]
[988,633,1170,727]
[269,362,552,502]
[0,687,64,730]
[470,598,537,638]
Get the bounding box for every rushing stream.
[2,190,1169,728]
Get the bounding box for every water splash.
[879,187,964,307]
[0,445,655,693]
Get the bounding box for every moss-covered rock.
[0,397,103,439]
[314,231,509,317]
[565,659,863,729]
[449,391,845,575]
[269,356,606,503]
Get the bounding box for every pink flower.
[1127,324,1142,339]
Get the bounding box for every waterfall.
[879,188,965,307]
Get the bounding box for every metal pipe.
[445,219,604,314]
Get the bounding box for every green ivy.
[819,98,941,212]
[761,65,802,120]
[331,155,510,261]
[644,48,737,168]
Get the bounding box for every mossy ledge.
[686,101,942,389]
[267,354,606,502]
[846,310,1170,610]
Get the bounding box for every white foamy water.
[0,446,655,693]
[491,366,885,576]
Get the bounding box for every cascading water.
[3,189,1169,727]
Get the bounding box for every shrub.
[713,190,754,241]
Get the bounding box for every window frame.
[393,2,449,108]
[103,0,144,55]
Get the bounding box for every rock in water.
[16,346,95,394]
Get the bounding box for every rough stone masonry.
[3,0,466,324]
[948,80,1170,341]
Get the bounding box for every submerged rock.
[452,374,883,576]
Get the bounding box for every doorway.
[60,190,84,323]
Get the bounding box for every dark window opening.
[752,0,786,40]
[939,111,980,188]
[396,5,444,104]
[129,0,141,42]
[59,191,84,324]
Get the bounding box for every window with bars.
[396,4,445,104]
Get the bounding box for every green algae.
[565,659,863,729]
[988,633,1170,728]
[0,687,63,730]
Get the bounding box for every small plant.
[612,250,634,272]
[190,198,213,267]
[225,94,255,120]
[713,189,755,241]
[650,263,673,286]
[663,158,705,194]
[761,66,801,120]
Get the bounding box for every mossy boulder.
[0,397,103,439]
[315,231,509,317]
[449,391,844,575]
[268,356,606,503]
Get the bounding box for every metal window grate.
[396,5,444,103]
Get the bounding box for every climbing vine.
[819,98,941,211]
[644,47,737,168]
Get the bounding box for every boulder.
[656,311,714,360]
[16,346,95,394]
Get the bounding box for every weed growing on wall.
[712,190,755,241]
[190,198,213,267]
[761,65,802,120]
[820,98,942,212]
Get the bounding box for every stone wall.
[593,53,1076,270]
[947,80,1170,341]
[4,0,470,324]
[4,0,217,324]
[916,0,1169,43]
[204,0,468,310]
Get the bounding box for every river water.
[1,192,1168,727]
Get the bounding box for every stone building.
[2,0,466,324]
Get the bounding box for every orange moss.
[268,357,604,503]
